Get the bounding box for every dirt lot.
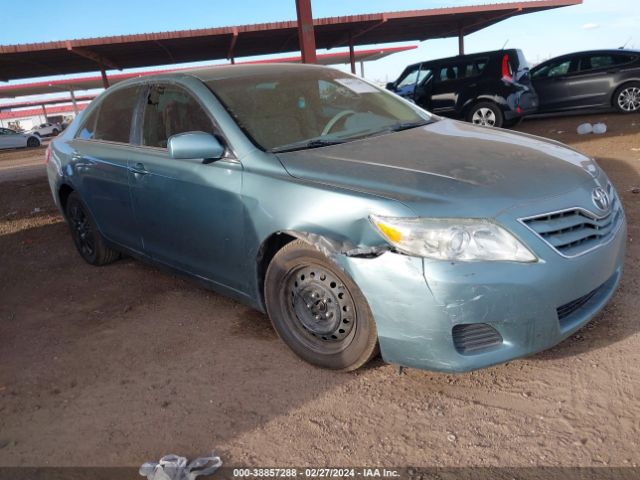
[0,114,639,469]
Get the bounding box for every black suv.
[386,49,538,128]
[530,49,640,114]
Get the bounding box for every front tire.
[65,192,120,266]
[614,82,640,113]
[26,136,40,148]
[264,240,378,371]
[466,101,504,128]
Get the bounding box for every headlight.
[369,215,536,262]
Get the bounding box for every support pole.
[100,64,110,89]
[41,104,47,123]
[69,90,79,115]
[458,28,465,55]
[360,61,365,77]
[348,33,356,74]
[295,0,317,64]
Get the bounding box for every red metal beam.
[227,28,239,64]
[348,33,356,74]
[295,0,317,64]
[65,42,120,70]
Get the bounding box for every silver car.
[0,127,41,150]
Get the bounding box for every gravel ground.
[0,113,638,469]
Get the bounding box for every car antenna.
[619,37,632,49]
[501,39,509,50]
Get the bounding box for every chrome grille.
[521,184,623,258]
[452,323,503,354]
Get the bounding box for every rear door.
[570,53,635,108]
[430,63,464,113]
[531,56,580,112]
[69,86,143,252]
[128,82,244,291]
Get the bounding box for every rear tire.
[65,192,120,266]
[264,240,378,371]
[26,136,40,148]
[466,101,504,128]
[52,128,59,136]
[613,82,640,113]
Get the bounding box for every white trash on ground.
[577,123,593,134]
[593,123,607,134]
[140,453,222,480]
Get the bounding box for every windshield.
[206,67,432,152]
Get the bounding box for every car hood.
[275,119,599,217]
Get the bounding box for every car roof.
[536,49,640,64]
[108,62,330,88]
[402,49,520,70]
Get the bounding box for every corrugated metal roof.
[0,0,581,81]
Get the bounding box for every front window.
[206,68,432,152]
[142,84,216,148]
[533,59,572,78]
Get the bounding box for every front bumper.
[338,217,626,373]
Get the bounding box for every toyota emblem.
[592,187,610,212]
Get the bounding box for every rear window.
[92,86,139,143]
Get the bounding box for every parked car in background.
[0,127,41,149]
[47,64,625,373]
[531,49,640,114]
[386,49,538,128]
[30,122,61,137]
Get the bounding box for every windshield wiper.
[271,138,346,153]
[387,119,433,132]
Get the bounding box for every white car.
[29,122,60,137]
[0,127,41,149]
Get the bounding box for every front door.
[128,83,244,292]
[532,57,580,112]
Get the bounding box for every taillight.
[501,54,513,82]
[45,144,51,164]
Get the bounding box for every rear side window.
[580,55,615,71]
[438,65,459,81]
[581,54,636,71]
[462,58,488,78]
[93,86,139,143]
[142,84,215,149]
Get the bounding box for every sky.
[1,0,638,103]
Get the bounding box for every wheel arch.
[611,79,640,107]
[58,183,75,214]
[255,229,388,310]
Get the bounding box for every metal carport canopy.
[0,0,581,82]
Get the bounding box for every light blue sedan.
[46,64,626,372]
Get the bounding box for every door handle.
[129,162,149,175]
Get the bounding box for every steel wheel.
[265,239,378,371]
[284,264,357,353]
[617,86,640,112]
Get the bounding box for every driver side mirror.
[168,131,225,164]
[385,82,395,91]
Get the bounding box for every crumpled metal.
[139,453,222,480]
